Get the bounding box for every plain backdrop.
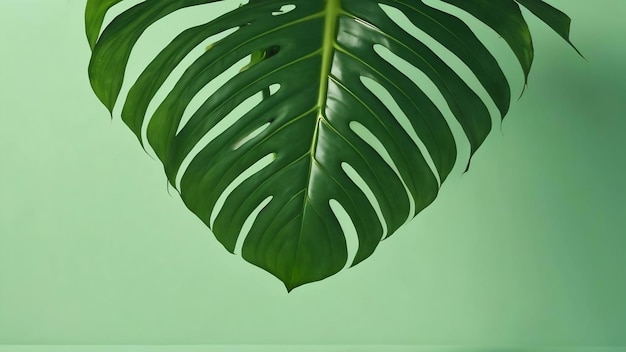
[1,0,625,347]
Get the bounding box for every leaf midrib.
[290,0,342,287]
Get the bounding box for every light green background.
[1,0,625,347]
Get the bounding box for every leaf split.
[86,0,579,291]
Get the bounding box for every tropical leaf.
[86,0,577,291]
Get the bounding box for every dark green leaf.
[86,0,579,291]
[515,0,583,56]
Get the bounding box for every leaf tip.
[282,277,304,293]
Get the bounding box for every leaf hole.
[269,83,281,96]
[272,4,296,16]
[138,27,238,149]
[210,153,276,229]
[234,196,273,255]
[360,76,440,188]
[114,1,241,128]
[373,44,471,172]
[341,162,388,240]
[175,56,252,135]
[100,0,145,39]
[348,121,414,222]
[378,4,501,125]
[175,89,265,188]
[232,122,271,150]
[419,0,525,95]
[329,199,359,269]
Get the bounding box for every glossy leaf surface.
[86,0,577,291]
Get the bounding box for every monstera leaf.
[86,0,577,291]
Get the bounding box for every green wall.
[1,0,625,347]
